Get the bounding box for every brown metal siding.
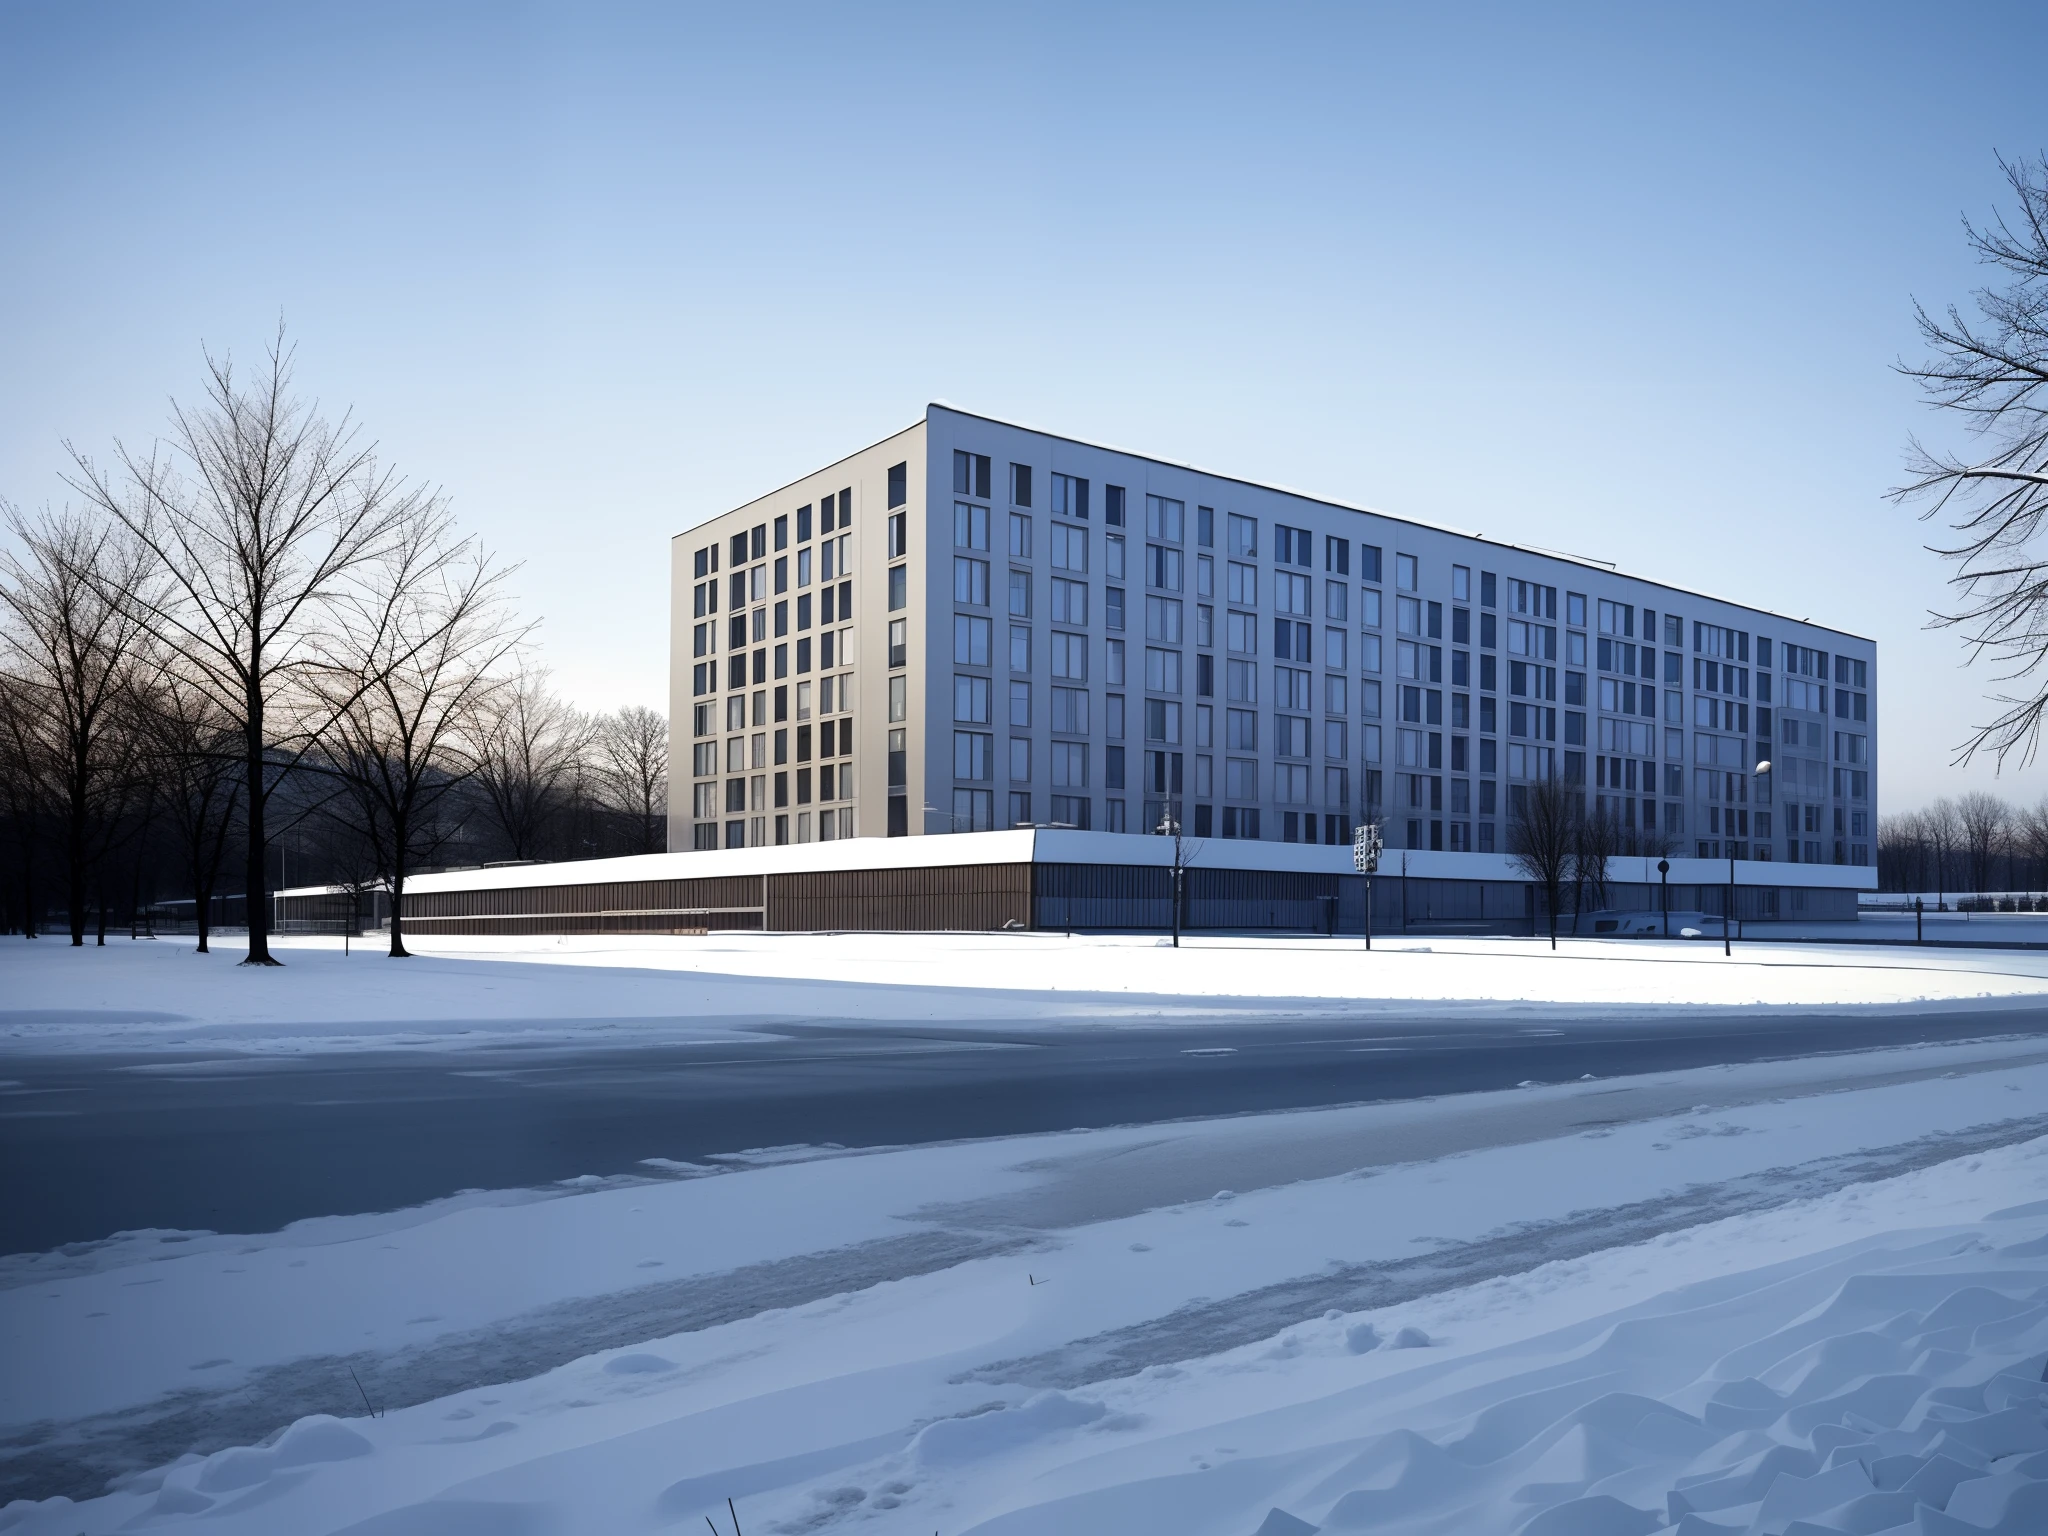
[402,875,764,935]
[766,863,1031,932]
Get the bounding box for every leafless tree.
[1508,775,1578,950]
[0,670,51,936]
[66,328,430,964]
[1954,789,2011,893]
[1878,808,1933,894]
[470,668,591,862]
[1924,796,1963,903]
[2015,797,2048,889]
[591,705,668,856]
[132,649,243,952]
[1572,802,1618,931]
[1893,154,2048,766]
[314,522,524,956]
[0,507,155,945]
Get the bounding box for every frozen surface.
[8,928,2048,1057]
[10,1030,2048,1532]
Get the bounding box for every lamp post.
[1727,759,1773,957]
[1352,821,1383,951]
[1658,858,1670,938]
[1156,803,1186,948]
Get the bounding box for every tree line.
[1877,792,2048,898]
[0,332,666,961]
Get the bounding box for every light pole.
[1353,821,1383,951]
[1658,858,1670,938]
[1155,803,1186,948]
[1728,759,1773,956]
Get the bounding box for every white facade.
[669,405,1876,870]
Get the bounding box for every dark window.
[1325,536,1350,575]
[797,504,812,543]
[1452,608,1469,644]
[887,462,907,509]
[773,515,788,551]
[1106,744,1125,789]
[1011,463,1033,507]
[1358,544,1382,583]
[953,451,991,500]
[751,525,766,561]
[888,565,907,610]
[838,488,851,524]
[1481,571,1497,608]
[1196,653,1214,696]
[1106,485,1126,526]
[774,556,788,594]
[1197,505,1214,547]
[694,547,708,579]
[888,796,908,836]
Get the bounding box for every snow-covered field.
[8,927,2048,1057]
[10,937,2048,1534]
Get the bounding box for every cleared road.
[7,1002,2048,1254]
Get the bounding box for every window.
[1009,678,1033,727]
[1010,462,1033,507]
[1227,610,1259,654]
[1108,692,1127,738]
[953,788,995,831]
[953,451,991,499]
[1105,534,1126,580]
[1326,673,1348,714]
[1147,544,1183,591]
[886,462,906,509]
[1106,586,1125,630]
[1106,637,1125,684]
[1008,568,1032,617]
[1228,513,1258,557]
[1051,630,1088,681]
[1051,472,1088,519]
[1145,699,1183,742]
[1146,595,1183,642]
[1010,624,1032,672]
[1145,495,1184,542]
[954,502,989,550]
[1327,536,1352,576]
[1274,524,1313,567]
[1052,577,1089,624]
[954,731,994,781]
[1228,561,1257,605]
[1052,741,1088,787]
[1052,686,1089,734]
[954,674,991,724]
[1145,647,1183,694]
[1396,553,1419,591]
[1227,659,1258,703]
[1009,512,1032,558]
[1361,633,1382,674]
[1051,522,1089,573]
[1359,544,1382,584]
[1361,588,1381,629]
[954,556,989,605]
[1396,597,1421,635]
[954,614,991,666]
[1566,592,1586,627]
[1324,628,1347,669]
[1106,485,1127,526]
[1324,580,1348,621]
[888,617,907,668]
[1275,570,1310,615]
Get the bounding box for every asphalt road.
[8,1003,2048,1255]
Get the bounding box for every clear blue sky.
[3,2,2043,809]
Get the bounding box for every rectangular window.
[1052,576,1089,625]
[1146,595,1184,643]
[1144,495,1184,542]
[1052,685,1090,734]
[1106,586,1125,630]
[953,614,991,666]
[1228,561,1257,605]
[1228,513,1258,557]
[1106,485,1127,526]
[1359,545,1382,584]
[1051,630,1088,681]
[1226,658,1258,703]
[1395,553,1419,591]
[1051,522,1089,573]
[1147,544,1184,591]
[1010,679,1032,727]
[954,673,991,724]
[953,502,989,550]
[953,556,990,606]
[1326,536,1351,576]
[1145,646,1183,694]
[953,451,991,499]
[1009,737,1032,784]
[1010,462,1033,507]
[1051,472,1089,519]
[1009,512,1032,558]
[953,731,994,781]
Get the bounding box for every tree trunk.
[242,681,278,965]
[388,811,410,958]
[67,784,87,947]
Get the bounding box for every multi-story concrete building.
[668,405,1876,868]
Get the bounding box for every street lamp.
[1658,858,1670,938]
[1352,821,1383,951]
[1156,803,1186,949]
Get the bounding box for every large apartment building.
[668,405,1876,866]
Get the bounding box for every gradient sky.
[3,2,2044,810]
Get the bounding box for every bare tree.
[1508,776,1578,950]
[67,329,429,964]
[2015,797,2048,891]
[1924,796,1962,904]
[314,523,524,956]
[0,507,155,945]
[0,670,51,936]
[1954,789,2011,893]
[1878,808,1932,894]
[471,669,591,862]
[591,705,668,855]
[133,650,243,952]
[1572,802,1618,930]
[1893,154,2048,766]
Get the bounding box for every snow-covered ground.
[12,936,2048,1534]
[7,1028,2048,1532]
[8,928,2048,1057]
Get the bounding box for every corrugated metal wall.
[766,863,1031,932]
[403,875,765,935]
[1034,863,1175,930]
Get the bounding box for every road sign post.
[1352,823,1383,951]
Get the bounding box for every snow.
[7,926,2048,1057]
[10,1027,2048,1532]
